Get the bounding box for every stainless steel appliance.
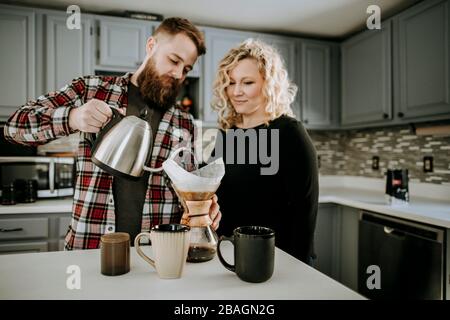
[0,156,75,199]
[358,211,445,299]
[90,108,158,178]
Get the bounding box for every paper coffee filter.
[162,157,225,192]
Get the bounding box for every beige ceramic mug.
[134,224,191,279]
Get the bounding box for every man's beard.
[137,58,182,110]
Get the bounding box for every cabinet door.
[45,14,92,92]
[260,36,300,119]
[341,21,392,125]
[0,217,49,240]
[0,241,48,255]
[0,7,35,119]
[395,0,450,119]
[338,206,360,292]
[313,204,340,279]
[203,29,253,124]
[98,17,149,69]
[301,42,331,126]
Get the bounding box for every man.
[4,17,221,249]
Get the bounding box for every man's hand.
[68,99,123,133]
[209,194,222,230]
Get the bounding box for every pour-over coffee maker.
[161,148,225,263]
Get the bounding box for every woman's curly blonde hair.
[211,38,297,129]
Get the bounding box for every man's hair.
[154,17,206,56]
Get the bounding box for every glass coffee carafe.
[159,147,225,263]
[176,189,218,262]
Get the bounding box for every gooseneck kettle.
[89,107,163,178]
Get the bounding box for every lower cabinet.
[313,204,340,279]
[0,241,48,254]
[0,212,71,254]
[338,206,359,292]
[313,204,359,292]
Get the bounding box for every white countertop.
[0,198,72,214]
[0,243,364,300]
[320,188,450,228]
[319,176,450,228]
[1,176,449,228]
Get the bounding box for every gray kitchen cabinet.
[0,241,48,254]
[447,229,450,300]
[338,206,360,292]
[0,6,35,119]
[394,0,450,120]
[96,16,156,70]
[45,13,93,92]
[202,28,257,125]
[0,212,71,254]
[300,41,334,127]
[313,204,341,279]
[341,21,392,126]
[0,217,49,240]
[260,35,300,119]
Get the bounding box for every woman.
[211,38,319,264]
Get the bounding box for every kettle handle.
[86,107,124,148]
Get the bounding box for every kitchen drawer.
[0,217,48,240]
[59,239,66,251]
[58,216,72,237]
[0,241,48,254]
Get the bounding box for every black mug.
[217,226,275,283]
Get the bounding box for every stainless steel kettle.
[90,108,162,178]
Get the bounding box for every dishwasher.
[358,211,445,300]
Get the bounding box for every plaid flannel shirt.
[4,73,196,250]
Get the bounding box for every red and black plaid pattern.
[4,73,196,249]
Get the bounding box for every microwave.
[0,156,75,199]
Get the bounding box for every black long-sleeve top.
[214,115,319,263]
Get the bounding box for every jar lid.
[101,232,130,244]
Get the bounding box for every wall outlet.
[423,156,433,173]
[372,156,380,170]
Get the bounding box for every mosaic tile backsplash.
[309,124,450,185]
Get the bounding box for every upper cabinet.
[0,6,35,119]
[202,28,256,124]
[96,16,156,70]
[341,0,450,128]
[300,40,341,128]
[44,13,93,92]
[259,35,300,119]
[394,0,450,120]
[341,21,392,126]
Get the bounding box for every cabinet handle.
[382,113,389,119]
[397,112,404,118]
[0,228,24,232]
[384,227,394,234]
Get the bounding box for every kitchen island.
[0,242,364,300]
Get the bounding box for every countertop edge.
[319,195,450,228]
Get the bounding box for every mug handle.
[217,235,236,272]
[134,232,155,269]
